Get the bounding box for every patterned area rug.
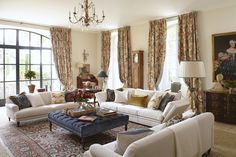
[0,120,146,157]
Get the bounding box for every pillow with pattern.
[106,88,123,102]
[147,93,163,110]
[9,92,32,110]
[51,91,65,104]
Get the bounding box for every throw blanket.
[168,118,202,157]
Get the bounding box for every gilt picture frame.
[212,32,236,81]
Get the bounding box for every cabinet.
[131,50,143,88]
[204,90,236,124]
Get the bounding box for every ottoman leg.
[125,124,128,131]
[49,121,52,131]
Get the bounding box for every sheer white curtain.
[107,31,123,89]
[158,19,187,94]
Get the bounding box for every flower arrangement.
[68,90,93,103]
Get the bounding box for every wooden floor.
[0,107,235,157]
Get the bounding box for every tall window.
[158,19,186,92]
[107,31,123,89]
[0,28,60,106]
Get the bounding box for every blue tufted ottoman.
[48,111,129,148]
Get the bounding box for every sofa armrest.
[162,99,189,123]
[95,91,107,104]
[5,103,19,112]
[88,144,122,157]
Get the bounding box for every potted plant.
[24,70,36,93]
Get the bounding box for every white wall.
[71,30,99,88]
[198,5,236,90]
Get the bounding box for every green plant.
[24,70,36,84]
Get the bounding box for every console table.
[204,90,236,124]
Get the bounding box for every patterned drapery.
[118,26,132,87]
[101,31,111,72]
[178,12,203,114]
[50,27,73,90]
[148,19,167,90]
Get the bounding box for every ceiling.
[0,0,236,31]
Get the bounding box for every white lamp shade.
[179,61,206,78]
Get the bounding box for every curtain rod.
[0,19,50,29]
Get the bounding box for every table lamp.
[97,70,108,90]
[179,61,206,113]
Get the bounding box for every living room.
[0,0,236,157]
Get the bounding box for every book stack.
[96,109,117,117]
[78,115,97,122]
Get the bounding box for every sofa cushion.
[15,102,78,119]
[106,88,123,102]
[117,105,143,115]
[114,90,128,103]
[147,93,163,109]
[9,92,32,110]
[39,92,52,105]
[26,93,45,107]
[100,102,125,111]
[158,93,175,112]
[128,94,148,107]
[51,91,65,104]
[115,128,153,155]
[138,108,164,121]
[134,89,155,102]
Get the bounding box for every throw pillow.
[39,92,52,105]
[9,92,32,110]
[115,128,154,155]
[147,93,163,109]
[51,91,65,104]
[26,94,45,107]
[158,93,175,112]
[114,90,128,103]
[127,94,148,107]
[106,88,123,102]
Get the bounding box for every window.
[107,31,123,89]
[0,28,60,106]
[158,19,187,92]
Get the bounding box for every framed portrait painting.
[212,32,236,81]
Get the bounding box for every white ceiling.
[0,0,236,31]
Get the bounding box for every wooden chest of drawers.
[204,90,236,124]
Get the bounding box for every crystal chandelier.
[69,0,105,27]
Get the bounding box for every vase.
[28,84,35,93]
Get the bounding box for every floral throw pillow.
[51,91,65,104]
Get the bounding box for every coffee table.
[48,111,129,149]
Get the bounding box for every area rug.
[0,120,146,157]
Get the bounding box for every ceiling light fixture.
[69,0,105,27]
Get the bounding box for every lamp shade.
[179,61,206,78]
[97,71,108,78]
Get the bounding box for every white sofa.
[95,88,189,126]
[84,112,214,157]
[5,92,79,126]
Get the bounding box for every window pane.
[5,29,16,45]
[5,49,16,64]
[30,33,40,47]
[5,82,16,97]
[20,49,30,64]
[0,29,3,45]
[43,80,51,89]
[19,65,30,80]
[5,65,16,81]
[31,65,40,79]
[19,31,30,46]
[52,66,57,79]
[42,50,51,64]
[0,48,3,64]
[31,50,41,64]
[20,81,29,93]
[0,65,3,81]
[42,37,51,48]
[0,83,4,99]
[51,79,61,91]
[42,65,51,79]
[31,80,40,89]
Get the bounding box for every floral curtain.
[148,19,167,90]
[118,26,132,87]
[50,27,73,90]
[178,12,203,113]
[101,31,111,72]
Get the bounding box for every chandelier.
[69,0,105,27]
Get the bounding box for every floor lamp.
[97,70,108,90]
[179,61,206,114]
